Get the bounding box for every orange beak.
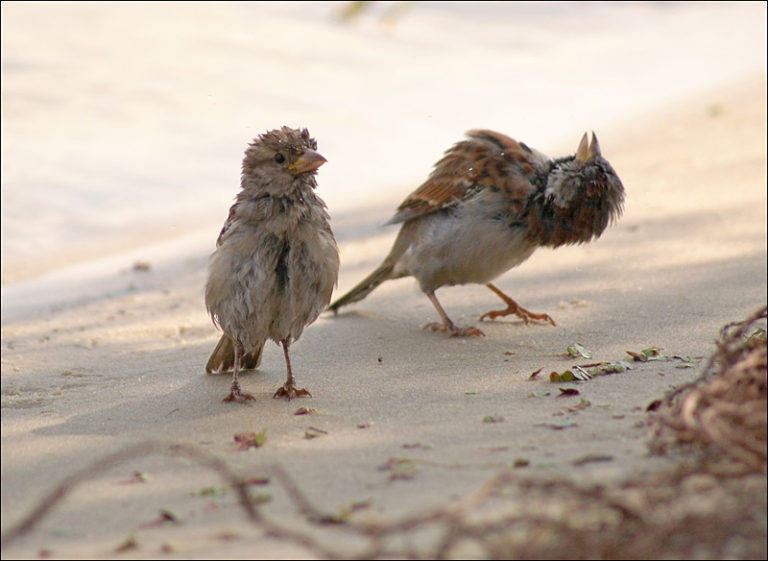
[575,131,601,164]
[288,149,327,174]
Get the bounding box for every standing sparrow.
[329,130,624,336]
[205,127,339,401]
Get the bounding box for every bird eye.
[274,153,286,164]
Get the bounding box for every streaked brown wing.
[388,129,536,224]
[215,204,238,247]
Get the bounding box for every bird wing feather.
[387,129,537,224]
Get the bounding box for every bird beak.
[575,131,601,164]
[288,149,327,174]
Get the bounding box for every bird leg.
[424,292,485,337]
[479,283,556,326]
[273,340,312,400]
[223,341,256,403]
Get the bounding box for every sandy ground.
[2,74,766,560]
[1,3,767,559]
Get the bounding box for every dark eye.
[274,153,285,164]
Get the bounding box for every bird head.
[532,131,625,246]
[241,127,326,193]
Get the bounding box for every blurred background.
[1,1,766,289]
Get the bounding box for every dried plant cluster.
[649,305,767,471]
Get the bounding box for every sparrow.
[205,127,339,401]
[329,130,624,336]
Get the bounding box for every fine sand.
[1,72,765,558]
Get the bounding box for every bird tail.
[329,219,419,313]
[205,335,263,374]
[328,260,396,313]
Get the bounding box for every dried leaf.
[314,499,372,524]
[190,486,226,498]
[159,509,178,523]
[557,388,580,397]
[124,470,151,484]
[747,326,766,341]
[233,431,267,450]
[528,367,543,380]
[535,420,578,430]
[213,530,238,541]
[242,476,270,486]
[627,346,667,362]
[571,454,614,466]
[672,355,697,369]
[339,0,370,21]
[379,457,418,480]
[550,370,574,383]
[564,399,592,412]
[294,407,317,416]
[402,443,432,450]
[513,458,530,468]
[572,366,593,380]
[642,347,667,361]
[566,343,593,359]
[248,492,271,505]
[599,360,631,374]
[646,399,663,412]
[550,368,589,382]
[305,426,328,439]
[114,535,138,553]
[140,509,180,529]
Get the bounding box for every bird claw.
[223,387,256,403]
[424,321,485,337]
[273,384,312,400]
[479,306,556,326]
[480,285,557,326]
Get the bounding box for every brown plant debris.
[234,431,267,450]
[648,305,767,471]
[2,438,766,559]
